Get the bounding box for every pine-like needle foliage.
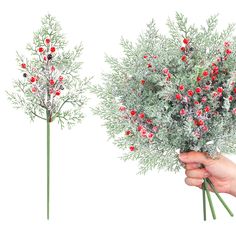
[92,13,236,174]
[7,15,90,128]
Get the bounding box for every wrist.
[229,177,236,197]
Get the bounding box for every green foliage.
[92,13,236,174]
[7,14,90,128]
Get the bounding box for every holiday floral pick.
[7,15,90,219]
[92,13,236,220]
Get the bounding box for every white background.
[0,0,236,235]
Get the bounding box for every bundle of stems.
[201,165,234,220]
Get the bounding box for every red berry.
[43,56,47,61]
[32,87,37,93]
[167,73,171,79]
[224,41,230,47]
[143,55,148,59]
[226,49,232,55]
[202,125,208,132]
[229,95,233,102]
[50,47,56,53]
[162,68,169,74]
[129,146,135,151]
[194,101,200,105]
[204,85,210,91]
[130,110,136,116]
[196,110,202,116]
[49,88,54,94]
[187,90,194,96]
[181,55,187,62]
[204,106,210,112]
[45,38,51,44]
[195,87,201,93]
[153,55,158,59]
[146,119,153,124]
[141,129,147,137]
[212,92,218,97]
[125,130,131,136]
[119,106,126,111]
[180,109,186,116]
[201,97,207,103]
[55,90,61,96]
[21,63,26,69]
[202,71,208,77]
[176,93,182,100]
[139,113,145,119]
[183,38,189,44]
[217,87,223,93]
[152,126,158,132]
[233,88,236,93]
[137,125,143,131]
[49,79,55,85]
[180,46,185,51]
[38,47,44,53]
[197,77,201,82]
[30,77,36,83]
[140,79,145,85]
[197,120,204,126]
[148,133,154,139]
[211,76,217,81]
[51,66,55,72]
[147,63,152,68]
[179,85,185,91]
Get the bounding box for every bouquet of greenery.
[7,15,90,219]
[92,13,236,220]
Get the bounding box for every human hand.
[179,151,236,197]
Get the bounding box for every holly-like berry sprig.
[7,15,90,219]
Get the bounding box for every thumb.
[179,151,213,166]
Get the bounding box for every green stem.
[204,179,216,220]
[206,178,234,217]
[202,181,207,221]
[47,113,50,220]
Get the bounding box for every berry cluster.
[20,37,65,99]
[8,14,89,130]
[180,38,191,63]
[143,53,158,73]
[119,106,159,152]
[120,38,236,152]
[174,40,235,138]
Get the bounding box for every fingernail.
[179,153,187,160]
